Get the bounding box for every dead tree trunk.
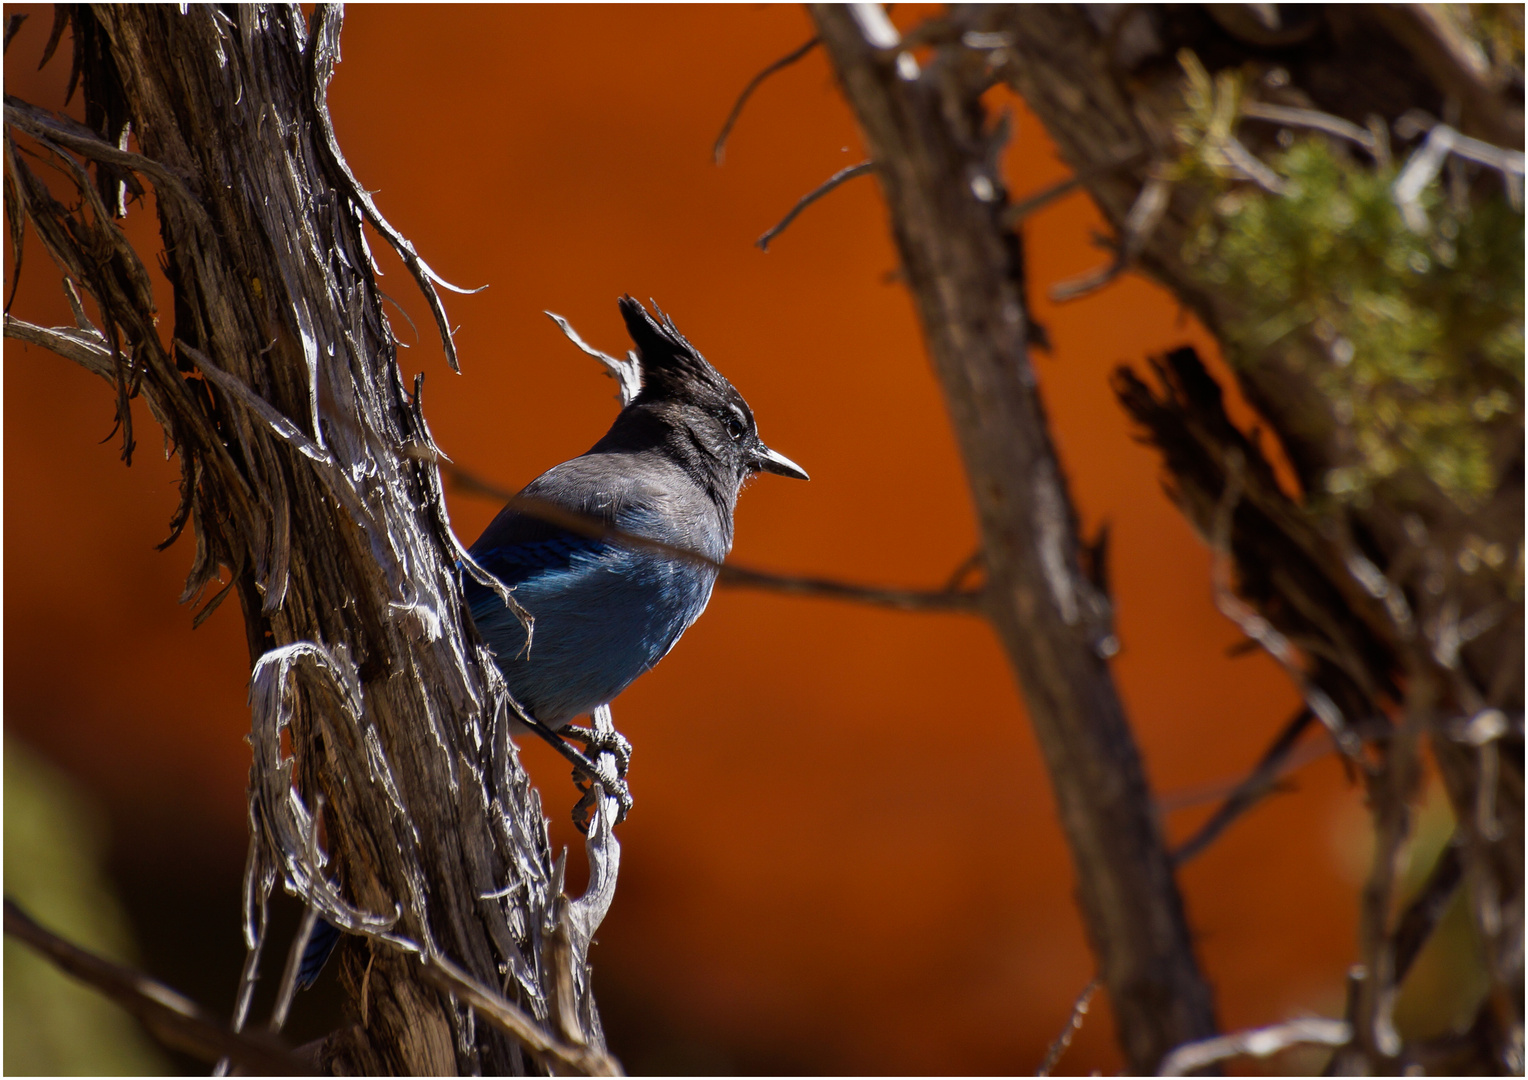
[4,5,617,1074]
[811,8,1219,1074]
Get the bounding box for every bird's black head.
[615,296,808,495]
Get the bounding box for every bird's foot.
[520,715,633,833]
[560,725,633,780]
[565,724,633,834]
[571,769,633,835]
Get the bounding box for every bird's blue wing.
[469,532,611,588]
[464,530,612,616]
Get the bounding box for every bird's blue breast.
[465,518,718,728]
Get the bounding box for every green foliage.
[1173,54,1525,507]
[5,740,170,1076]
[1468,4,1525,84]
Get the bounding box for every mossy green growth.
[1174,55,1524,507]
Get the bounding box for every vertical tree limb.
[4,6,618,1073]
[809,7,1217,1072]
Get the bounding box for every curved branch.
[4,900,312,1076]
[756,160,873,251]
[713,35,819,164]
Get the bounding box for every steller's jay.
[297,296,807,989]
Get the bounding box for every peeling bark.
[4,6,616,1074]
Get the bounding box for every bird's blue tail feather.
[297,917,342,990]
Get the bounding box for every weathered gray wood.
[4,5,617,1074]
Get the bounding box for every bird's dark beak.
[754,442,809,481]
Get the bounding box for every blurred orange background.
[5,5,1387,1074]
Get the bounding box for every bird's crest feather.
[618,295,730,401]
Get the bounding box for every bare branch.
[721,561,984,613]
[4,312,113,377]
[1372,5,1524,148]
[1353,668,1437,1065]
[1048,175,1169,301]
[270,907,317,1034]
[3,97,205,216]
[3,13,26,52]
[1392,118,1526,230]
[713,36,820,164]
[1240,101,1385,160]
[1171,706,1315,865]
[1036,976,1100,1076]
[1002,174,1082,226]
[1393,839,1463,984]
[564,705,623,968]
[416,955,622,1077]
[1001,146,1150,228]
[1220,133,1289,194]
[942,546,985,591]
[5,8,610,1070]
[812,7,1216,1070]
[4,899,313,1076]
[1158,732,1334,816]
[756,160,873,251]
[304,5,484,372]
[1158,1017,1351,1076]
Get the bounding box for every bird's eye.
[721,409,748,442]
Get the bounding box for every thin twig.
[1393,839,1463,984]
[270,907,317,1034]
[721,561,983,612]
[3,98,207,222]
[757,160,873,251]
[1036,976,1100,1076]
[416,955,621,1076]
[547,918,586,1048]
[563,706,624,974]
[713,36,820,164]
[4,899,312,1075]
[1353,666,1435,1064]
[1171,706,1315,864]
[942,546,984,591]
[1004,147,1149,227]
[1221,133,1288,193]
[1158,736,1334,814]
[1391,118,1526,229]
[5,312,114,376]
[429,455,985,614]
[4,12,26,52]
[1240,101,1383,159]
[1049,174,1169,301]
[1158,1016,1351,1075]
[307,6,485,373]
[1003,174,1082,226]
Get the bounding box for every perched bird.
[465,295,807,746]
[298,295,806,989]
